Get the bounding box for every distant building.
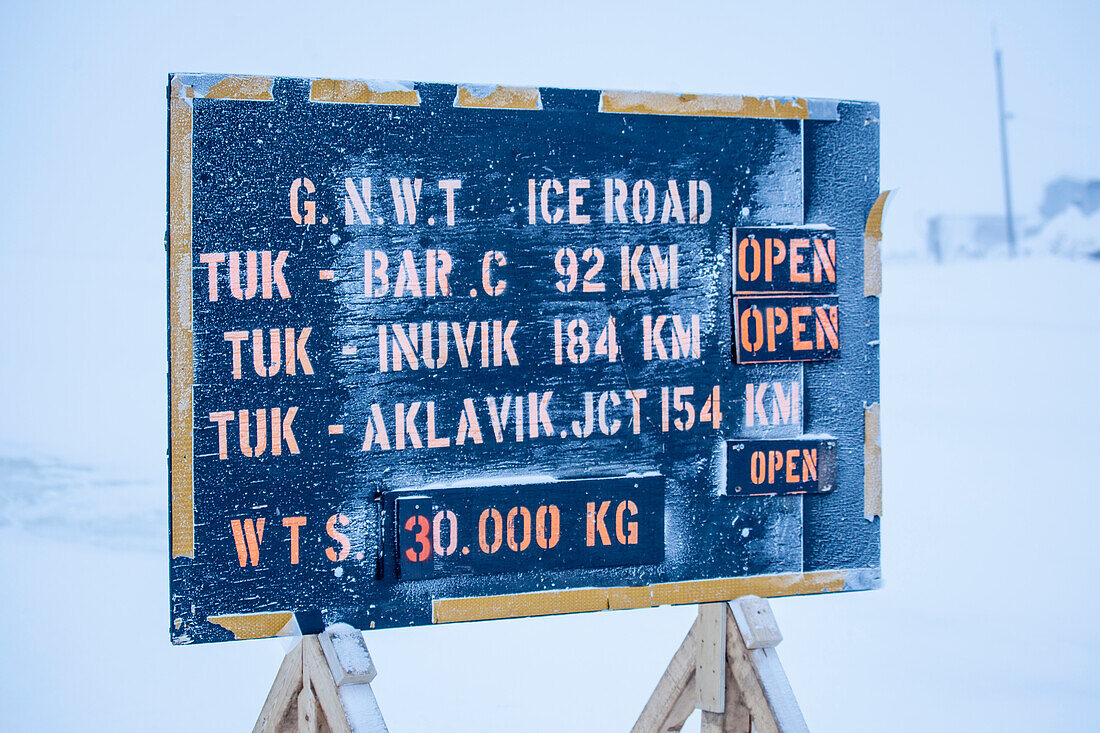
[927,177,1100,261]
[926,214,1018,261]
[1039,177,1100,220]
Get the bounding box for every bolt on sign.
[168,75,885,644]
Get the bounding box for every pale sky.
[1,0,1097,259]
[0,0,1097,469]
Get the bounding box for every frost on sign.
[167,75,882,644]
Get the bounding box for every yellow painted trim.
[169,77,195,559]
[208,612,296,640]
[433,570,860,624]
[600,91,809,119]
[310,78,420,106]
[864,190,893,296]
[607,584,653,610]
[864,403,882,520]
[204,75,274,101]
[650,570,848,606]
[454,85,542,110]
[170,74,274,101]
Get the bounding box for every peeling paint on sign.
[167,75,881,644]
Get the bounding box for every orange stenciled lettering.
[199,253,225,301]
[768,450,784,484]
[771,382,798,425]
[815,305,839,350]
[271,406,299,456]
[478,508,503,554]
[764,237,786,282]
[615,500,638,545]
[766,307,788,353]
[201,251,289,302]
[802,449,818,481]
[481,251,507,295]
[252,329,281,377]
[344,177,372,224]
[789,238,810,283]
[438,180,461,226]
[238,408,267,457]
[389,177,422,225]
[229,251,259,300]
[750,450,766,484]
[325,514,351,562]
[536,505,560,549]
[740,307,764,354]
[224,331,248,379]
[290,177,316,225]
[209,411,235,459]
[433,510,458,556]
[282,516,307,564]
[230,518,265,567]
[506,506,532,552]
[791,306,813,351]
[746,383,768,427]
[786,449,801,483]
[812,238,836,283]
[738,237,761,284]
[404,515,430,562]
[285,327,313,375]
[586,501,612,546]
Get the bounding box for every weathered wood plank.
[319,624,377,687]
[724,604,809,733]
[695,603,727,712]
[632,619,700,733]
[722,668,752,733]
[337,684,389,733]
[731,596,783,650]
[303,635,353,733]
[662,678,699,732]
[701,711,725,732]
[298,680,318,733]
[254,640,302,733]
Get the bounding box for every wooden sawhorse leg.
[632,596,809,733]
[254,624,388,733]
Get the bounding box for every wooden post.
[254,624,388,733]
[696,603,726,715]
[632,596,808,733]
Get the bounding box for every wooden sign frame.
[168,74,884,645]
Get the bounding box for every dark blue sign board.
[168,75,883,644]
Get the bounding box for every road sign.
[168,75,883,644]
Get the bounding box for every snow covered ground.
[1,255,1097,731]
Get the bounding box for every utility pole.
[993,31,1018,257]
